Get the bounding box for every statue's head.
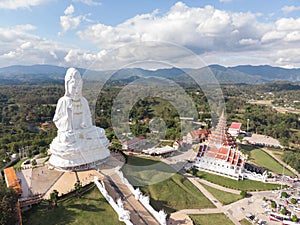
[65,67,83,98]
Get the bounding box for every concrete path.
[102,169,159,225]
[178,208,222,214]
[196,177,240,195]
[168,212,193,225]
[186,176,242,225]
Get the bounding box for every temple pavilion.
[193,113,246,180]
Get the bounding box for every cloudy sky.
[0,0,300,69]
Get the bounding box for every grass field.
[200,183,243,205]
[122,155,215,214]
[22,186,123,225]
[13,157,29,170]
[189,213,234,225]
[195,171,282,191]
[122,155,177,186]
[240,145,294,177]
[141,173,215,214]
[250,149,294,176]
[239,218,252,225]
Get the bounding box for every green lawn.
[189,213,234,225]
[239,218,252,225]
[22,186,123,225]
[195,171,282,191]
[250,149,294,177]
[122,155,177,187]
[13,158,29,170]
[140,173,215,214]
[122,155,215,214]
[200,183,243,205]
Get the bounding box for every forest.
[0,81,300,172]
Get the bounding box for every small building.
[184,129,210,144]
[173,140,184,150]
[122,136,146,150]
[4,167,22,196]
[228,122,242,137]
[142,146,176,157]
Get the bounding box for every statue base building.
[49,126,110,171]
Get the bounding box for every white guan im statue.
[49,67,110,171]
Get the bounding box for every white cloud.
[76,2,300,68]
[261,31,286,43]
[78,3,267,52]
[239,38,259,45]
[219,0,232,2]
[60,5,85,33]
[0,0,52,9]
[285,31,300,42]
[64,4,75,15]
[275,18,300,31]
[281,5,300,14]
[20,41,32,49]
[0,24,71,67]
[3,2,300,69]
[60,15,83,32]
[73,0,101,6]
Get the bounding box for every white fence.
[94,176,133,225]
[115,167,167,225]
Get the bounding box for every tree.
[0,182,18,225]
[271,201,277,208]
[240,190,247,198]
[31,159,37,166]
[291,198,297,204]
[50,189,59,207]
[281,191,288,198]
[292,215,298,222]
[281,208,287,215]
[74,180,82,198]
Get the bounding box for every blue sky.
[0,0,300,69]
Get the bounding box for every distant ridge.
[230,65,300,82]
[0,64,300,85]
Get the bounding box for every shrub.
[281,191,288,198]
[240,190,247,198]
[281,208,287,215]
[291,198,297,204]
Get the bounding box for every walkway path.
[101,169,159,225]
[262,148,300,177]
[186,175,242,225]
[194,177,240,195]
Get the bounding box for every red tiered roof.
[189,129,211,140]
[197,112,244,167]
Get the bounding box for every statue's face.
[68,71,82,98]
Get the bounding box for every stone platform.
[17,153,125,200]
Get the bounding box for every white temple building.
[193,113,268,182]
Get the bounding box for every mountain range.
[0,64,300,85]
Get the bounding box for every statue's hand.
[59,131,76,144]
[81,123,88,129]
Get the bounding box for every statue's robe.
[53,96,93,132]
